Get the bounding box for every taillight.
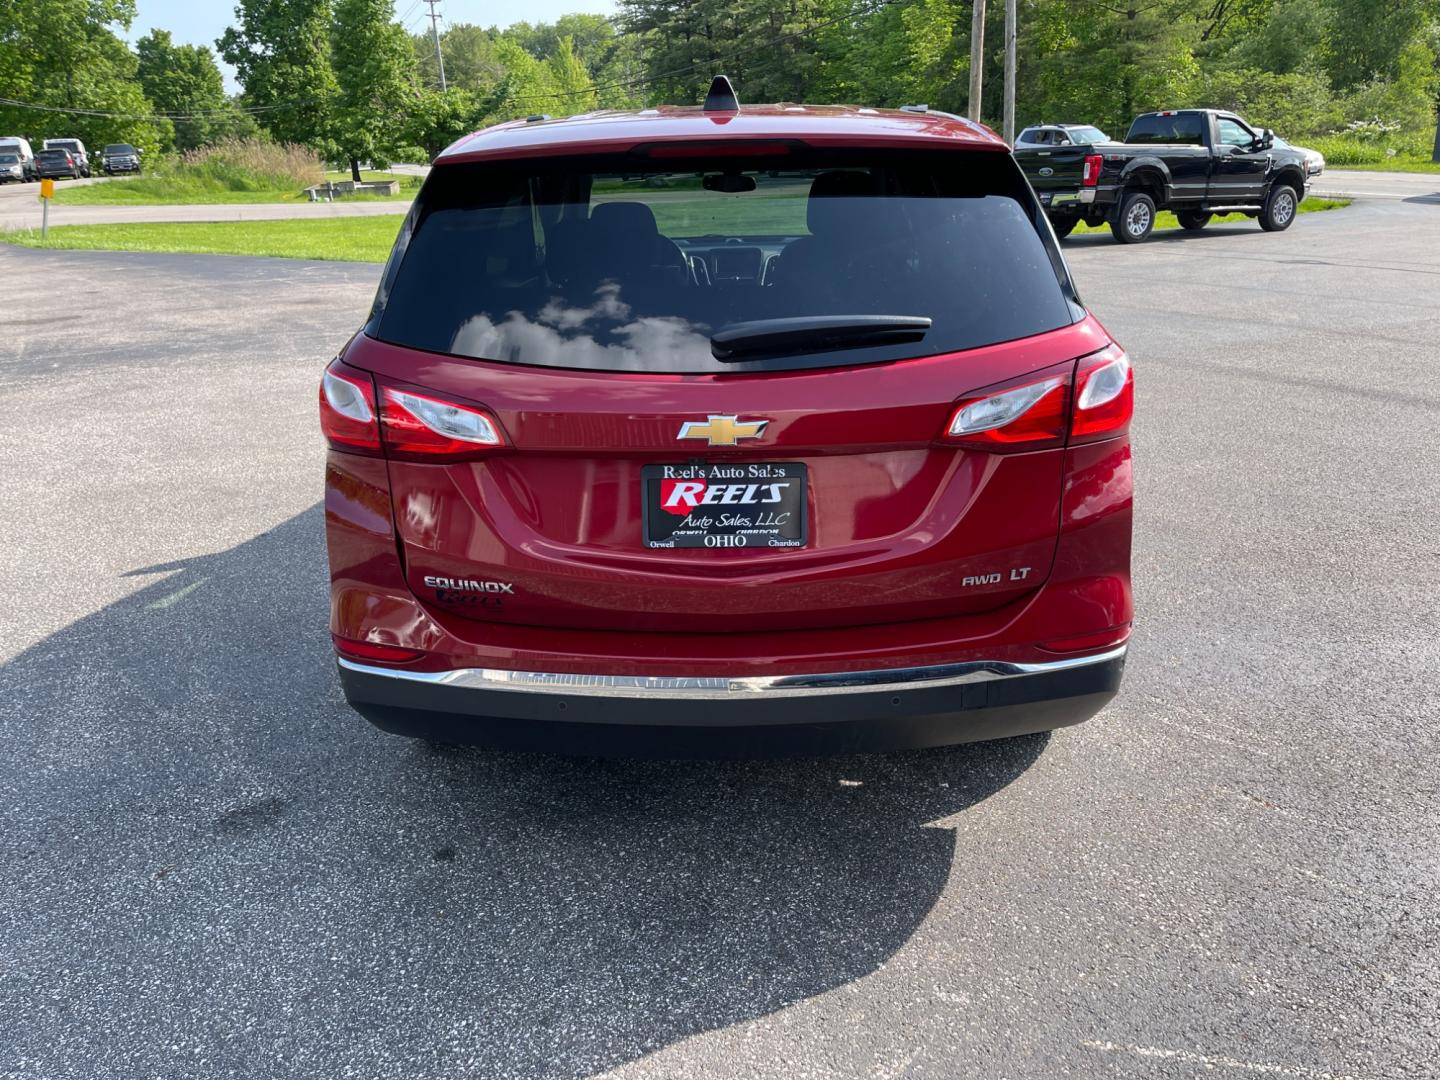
[945,367,1070,451]
[640,140,798,158]
[1082,153,1103,187]
[319,360,380,453]
[378,382,505,459]
[1071,344,1133,442]
[942,345,1132,451]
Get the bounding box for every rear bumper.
[338,646,1125,757]
[1041,189,1096,209]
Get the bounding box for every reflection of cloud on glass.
[450,284,713,372]
[536,283,631,330]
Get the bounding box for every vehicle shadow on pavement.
[0,506,1047,1079]
[1061,224,1263,247]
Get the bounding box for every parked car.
[1015,124,1111,149]
[1016,108,1312,242]
[319,79,1134,756]
[101,143,142,175]
[1271,135,1324,176]
[0,150,28,184]
[35,148,82,180]
[0,137,36,181]
[42,138,89,177]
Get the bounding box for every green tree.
[480,37,564,117]
[331,0,417,179]
[1016,0,1201,136]
[621,0,833,105]
[509,13,619,75]
[591,32,647,109]
[545,35,597,106]
[816,0,967,111]
[416,23,505,93]
[403,87,482,156]
[1323,0,1429,90]
[218,0,337,151]
[0,0,170,156]
[135,29,240,150]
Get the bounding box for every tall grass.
[1305,127,1435,167]
[168,139,325,191]
[53,139,326,204]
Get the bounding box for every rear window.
[1065,126,1109,144]
[369,148,1078,374]
[1126,114,1204,145]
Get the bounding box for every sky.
[126,0,619,92]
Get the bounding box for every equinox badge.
[676,415,769,447]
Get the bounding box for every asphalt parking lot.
[2,198,1437,1078]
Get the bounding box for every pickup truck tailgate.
[1015,146,1093,200]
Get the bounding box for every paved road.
[1312,168,1440,202]
[0,178,411,230]
[1,199,1437,1078]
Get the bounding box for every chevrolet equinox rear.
[320,83,1133,756]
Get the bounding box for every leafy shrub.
[1187,68,1343,138]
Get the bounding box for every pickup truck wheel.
[1260,184,1298,232]
[1111,192,1156,244]
[1177,210,1211,231]
[1052,218,1077,239]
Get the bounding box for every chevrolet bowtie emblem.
[676,415,769,447]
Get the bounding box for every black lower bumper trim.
[338,654,1125,758]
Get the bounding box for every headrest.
[806,171,873,235]
[590,200,660,240]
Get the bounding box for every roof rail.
[900,104,928,113]
[525,114,551,123]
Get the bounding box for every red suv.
[320,82,1133,755]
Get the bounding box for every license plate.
[643,463,808,549]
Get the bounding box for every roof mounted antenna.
[703,75,740,114]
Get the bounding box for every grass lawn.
[49,171,419,206]
[1,216,407,262]
[1071,196,1349,236]
[2,196,1350,263]
[1323,159,1440,174]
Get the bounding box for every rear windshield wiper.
[711,315,932,361]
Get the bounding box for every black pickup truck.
[1016,109,1312,243]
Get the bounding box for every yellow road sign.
[39,179,54,199]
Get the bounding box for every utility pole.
[968,0,985,123]
[426,0,447,92]
[1002,0,1016,144]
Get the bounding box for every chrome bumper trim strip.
[338,645,1127,701]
